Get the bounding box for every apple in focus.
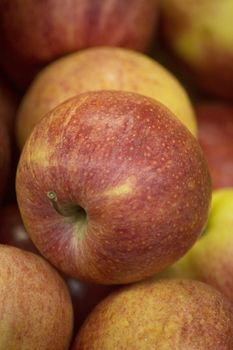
[0,0,159,89]
[156,188,233,304]
[0,202,115,335]
[0,244,73,349]
[16,90,211,284]
[160,0,233,100]
[72,279,233,349]
[16,46,197,149]
[196,101,233,190]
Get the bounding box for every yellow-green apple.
[16,46,197,149]
[156,188,233,304]
[72,278,233,349]
[16,90,211,284]
[0,244,73,349]
[196,102,233,189]
[0,202,114,336]
[160,0,233,100]
[0,0,158,89]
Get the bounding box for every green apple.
[72,279,233,349]
[16,90,211,285]
[158,188,233,303]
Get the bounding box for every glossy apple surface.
[16,46,197,149]
[158,188,233,304]
[0,0,158,89]
[16,90,211,284]
[72,279,233,349]
[0,244,73,349]
[196,102,233,189]
[160,0,233,100]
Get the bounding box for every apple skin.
[16,46,197,149]
[160,0,233,100]
[196,102,233,190]
[0,244,73,349]
[156,188,233,304]
[0,202,115,335]
[0,0,158,89]
[72,278,233,349]
[16,90,211,284]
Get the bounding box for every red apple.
[0,244,73,349]
[155,188,233,304]
[0,202,114,335]
[16,90,211,284]
[160,0,233,100]
[72,279,233,349]
[16,46,197,149]
[0,0,159,89]
[196,101,233,189]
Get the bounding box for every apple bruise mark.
[47,191,87,230]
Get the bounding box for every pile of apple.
[0,1,233,349]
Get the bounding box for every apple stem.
[47,191,83,218]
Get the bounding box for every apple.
[16,46,197,149]
[16,90,211,284]
[0,244,73,349]
[0,0,159,89]
[72,278,233,349]
[196,101,233,190]
[0,202,115,335]
[156,188,233,304]
[160,0,233,100]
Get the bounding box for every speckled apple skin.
[0,0,158,89]
[16,46,197,149]
[164,188,233,304]
[16,91,211,284]
[161,0,233,100]
[72,279,233,350]
[0,244,73,350]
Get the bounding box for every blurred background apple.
[160,0,233,100]
[0,0,159,90]
[196,101,233,189]
[16,46,197,149]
